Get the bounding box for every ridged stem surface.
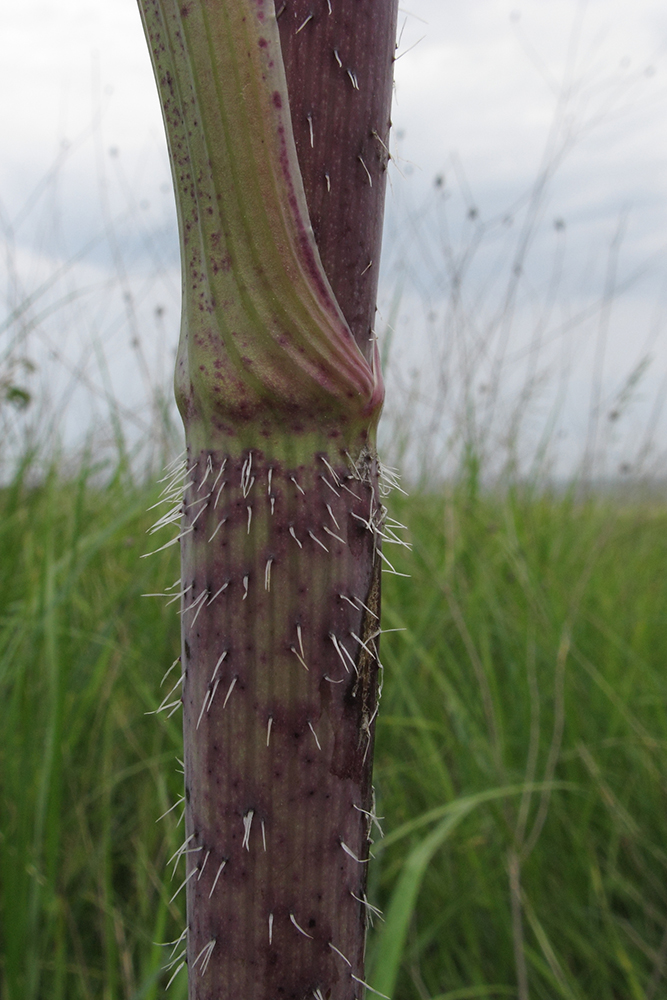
[136,0,397,996]
[180,443,381,997]
[278,0,398,355]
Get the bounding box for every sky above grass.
[3,1,665,219]
[3,1,667,477]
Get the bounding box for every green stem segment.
[137,1,397,996]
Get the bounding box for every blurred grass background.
[2,444,667,999]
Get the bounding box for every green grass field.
[2,452,667,999]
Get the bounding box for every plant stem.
[137,0,397,995]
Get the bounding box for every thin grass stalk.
[136,1,398,996]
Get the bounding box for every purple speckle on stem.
[138,0,391,984]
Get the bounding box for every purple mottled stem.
[279,0,398,357]
[181,448,381,998]
[136,0,397,996]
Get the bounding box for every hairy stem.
[137,0,397,996]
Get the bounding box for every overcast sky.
[3,1,667,477]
